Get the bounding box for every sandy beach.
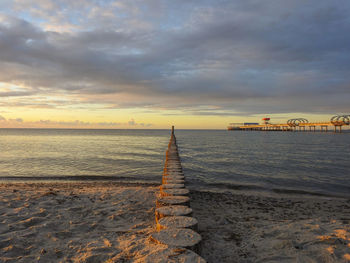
[191,190,350,263]
[1,183,349,262]
[0,182,167,263]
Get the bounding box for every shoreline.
[1,179,349,200]
[1,182,349,262]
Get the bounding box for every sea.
[0,129,349,198]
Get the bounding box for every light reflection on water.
[0,129,349,197]
[0,129,169,181]
[177,130,350,197]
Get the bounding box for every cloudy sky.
[0,0,349,128]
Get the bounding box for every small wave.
[187,181,349,198]
[0,175,160,183]
[196,182,267,191]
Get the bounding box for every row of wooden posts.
[148,126,206,262]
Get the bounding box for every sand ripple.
[0,182,161,263]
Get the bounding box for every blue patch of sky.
[18,12,47,26]
[0,4,47,28]
[0,0,13,11]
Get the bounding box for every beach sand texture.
[1,183,349,262]
[191,190,350,263]
[0,182,172,263]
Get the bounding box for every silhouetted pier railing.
[228,115,350,133]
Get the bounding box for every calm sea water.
[0,129,349,197]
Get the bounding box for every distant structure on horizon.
[228,115,350,133]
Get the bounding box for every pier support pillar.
[334,125,342,133]
[321,125,328,132]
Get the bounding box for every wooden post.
[152,126,204,259]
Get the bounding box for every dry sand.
[0,182,170,263]
[1,183,349,263]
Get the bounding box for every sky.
[0,0,350,129]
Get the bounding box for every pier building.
[228,115,350,133]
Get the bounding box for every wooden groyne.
[148,126,206,262]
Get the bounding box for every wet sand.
[191,190,350,263]
[0,183,349,262]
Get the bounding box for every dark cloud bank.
[0,0,350,116]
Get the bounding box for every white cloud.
[0,0,349,116]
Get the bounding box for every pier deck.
[228,115,350,132]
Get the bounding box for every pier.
[228,115,350,133]
[147,126,206,262]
